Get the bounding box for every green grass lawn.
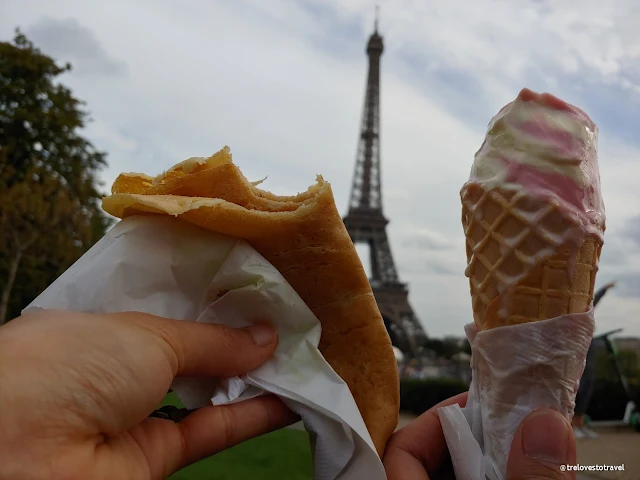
[161,392,313,480]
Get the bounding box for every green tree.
[421,336,471,359]
[0,30,110,324]
[618,349,640,383]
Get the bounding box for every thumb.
[111,311,279,378]
[506,409,576,480]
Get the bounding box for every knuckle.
[219,406,241,449]
[131,315,182,374]
[259,396,276,431]
[155,325,183,372]
[215,324,248,351]
[176,421,190,469]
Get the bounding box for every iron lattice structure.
[342,19,427,360]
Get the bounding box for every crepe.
[102,147,399,456]
[461,88,605,330]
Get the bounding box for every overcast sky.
[2,0,639,338]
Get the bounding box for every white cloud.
[27,16,127,77]
[315,0,640,95]
[1,0,639,338]
[593,294,640,336]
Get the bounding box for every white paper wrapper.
[25,215,387,480]
[438,312,595,480]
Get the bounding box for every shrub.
[399,376,640,422]
[400,378,468,415]
[587,379,640,421]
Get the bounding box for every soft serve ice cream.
[468,88,604,238]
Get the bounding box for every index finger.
[106,395,299,479]
[383,392,468,479]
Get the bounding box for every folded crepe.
[102,147,400,456]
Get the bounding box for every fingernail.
[247,323,276,346]
[522,409,570,464]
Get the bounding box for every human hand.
[384,393,576,479]
[383,393,468,480]
[0,309,298,480]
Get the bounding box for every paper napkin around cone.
[438,311,595,480]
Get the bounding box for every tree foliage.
[0,30,110,323]
[422,336,471,359]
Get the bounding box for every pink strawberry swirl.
[465,88,606,242]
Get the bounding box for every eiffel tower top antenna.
[347,6,384,214]
[374,4,379,33]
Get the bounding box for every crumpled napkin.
[438,312,595,480]
[25,215,387,480]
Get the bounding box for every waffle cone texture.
[462,183,602,330]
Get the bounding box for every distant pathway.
[574,428,638,480]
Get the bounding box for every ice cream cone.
[462,89,605,330]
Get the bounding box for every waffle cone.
[462,183,602,330]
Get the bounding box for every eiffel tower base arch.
[374,285,424,370]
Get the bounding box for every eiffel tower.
[342,11,427,360]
